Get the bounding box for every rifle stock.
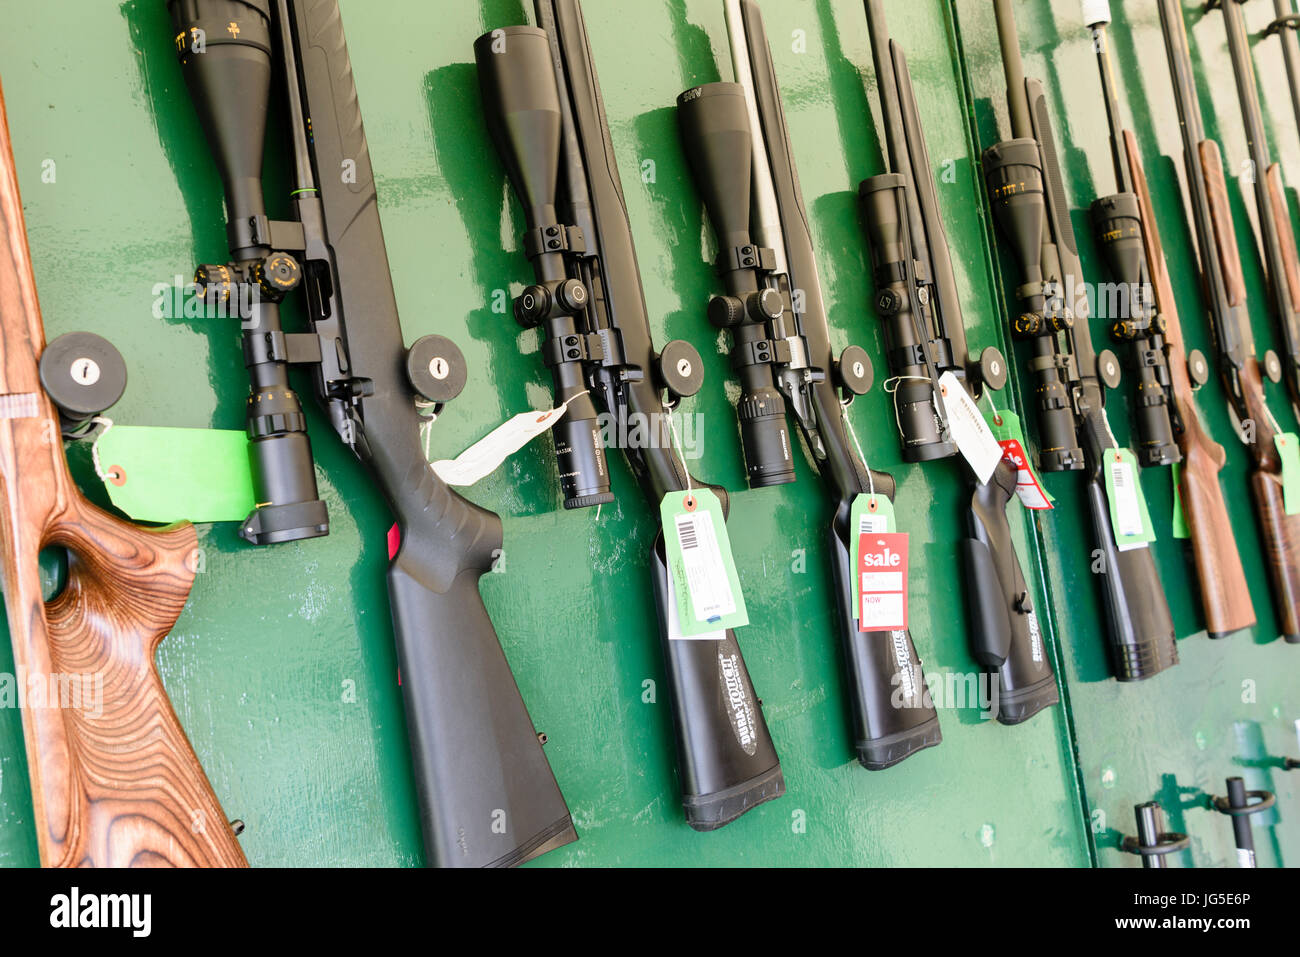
[1265,164,1300,315]
[0,81,246,867]
[1124,131,1253,638]
[1201,140,1300,642]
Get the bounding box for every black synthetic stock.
[291,0,576,866]
[734,0,941,761]
[964,461,1057,721]
[172,0,575,866]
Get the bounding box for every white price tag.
[938,371,1003,485]
[432,403,572,486]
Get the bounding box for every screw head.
[71,357,101,386]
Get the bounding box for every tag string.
[841,406,877,506]
[665,403,694,502]
[882,374,941,439]
[88,417,118,482]
[982,388,1002,427]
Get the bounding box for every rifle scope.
[982,140,1084,473]
[677,83,796,487]
[859,176,953,460]
[475,26,614,509]
[168,0,328,544]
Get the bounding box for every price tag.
[1103,448,1156,550]
[1171,462,1189,539]
[859,533,909,632]
[848,494,907,632]
[664,566,726,640]
[1274,433,1300,516]
[432,402,575,486]
[938,371,1002,485]
[661,488,748,637]
[96,425,255,523]
[984,408,1053,509]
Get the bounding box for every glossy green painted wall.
[0,0,1290,867]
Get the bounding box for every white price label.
[938,371,1003,485]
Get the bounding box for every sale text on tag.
[859,531,909,632]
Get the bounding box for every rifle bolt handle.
[1187,349,1210,388]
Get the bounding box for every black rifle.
[855,0,1057,723]
[475,0,785,827]
[165,0,575,866]
[1083,0,1254,641]
[974,0,1177,679]
[1159,0,1300,641]
[1214,0,1300,416]
[674,0,942,767]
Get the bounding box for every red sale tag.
[999,438,1053,510]
[858,531,909,632]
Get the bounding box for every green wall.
[0,0,1292,867]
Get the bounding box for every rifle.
[854,0,1057,722]
[1083,0,1254,640]
[0,80,245,867]
[1159,0,1300,643]
[1216,0,1300,415]
[165,0,576,865]
[976,0,1177,679]
[674,0,943,765]
[475,0,785,826]
[1265,0,1300,141]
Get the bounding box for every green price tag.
[1275,432,1300,516]
[660,488,748,638]
[983,408,1054,506]
[1171,462,1189,539]
[849,492,895,577]
[97,426,256,524]
[1102,447,1156,550]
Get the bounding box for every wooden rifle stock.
[1265,163,1300,314]
[0,81,247,865]
[1201,139,1300,641]
[1126,132,1253,637]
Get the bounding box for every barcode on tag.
[674,510,737,623]
[857,513,889,536]
[1110,457,1144,537]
